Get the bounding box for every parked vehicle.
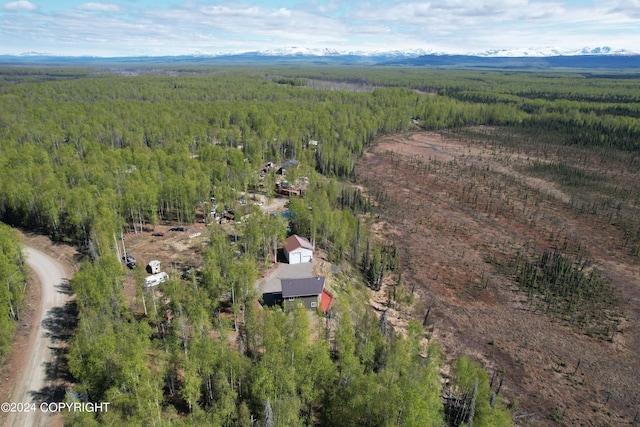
[144,272,168,288]
[169,226,188,232]
[151,231,165,237]
[124,253,136,268]
[181,268,197,280]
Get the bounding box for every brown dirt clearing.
[356,131,640,426]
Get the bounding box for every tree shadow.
[29,299,78,406]
[55,278,74,296]
[41,301,77,343]
[276,248,287,263]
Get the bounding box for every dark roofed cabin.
[281,276,325,310]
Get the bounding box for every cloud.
[349,0,563,26]
[140,2,350,48]
[78,3,122,13]
[603,0,640,18]
[0,0,639,56]
[343,0,640,51]
[4,0,37,11]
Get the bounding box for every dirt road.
[3,247,70,427]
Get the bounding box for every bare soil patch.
[356,131,640,426]
[120,194,289,311]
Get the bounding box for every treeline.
[0,224,28,361]
[273,67,640,104]
[274,67,640,151]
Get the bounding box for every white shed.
[283,235,314,264]
[147,260,161,274]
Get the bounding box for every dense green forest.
[2,65,640,425]
[0,224,27,362]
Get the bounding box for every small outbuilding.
[147,260,161,274]
[283,234,313,264]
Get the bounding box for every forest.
[1,64,640,426]
[0,224,27,361]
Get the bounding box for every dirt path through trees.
[2,247,70,427]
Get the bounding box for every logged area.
[357,129,640,425]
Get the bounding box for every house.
[283,234,313,264]
[261,276,332,312]
[281,277,326,310]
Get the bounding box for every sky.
[1,0,639,57]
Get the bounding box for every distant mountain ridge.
[9,45,640,59]
[190,46,638,58]
[1,46,640,69]
[473,46,637,57]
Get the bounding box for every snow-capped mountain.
[474,46,638,57]
[257,47,343,56]
[191,47,440,57]
[12,45,639,59]
[18,51,54,56]
[190,46,638,58]
[4,45,639,69]
[254,47,442,57]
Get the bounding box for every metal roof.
[281,276,325,298]
[284,234,314,253]
[281,159,299,168]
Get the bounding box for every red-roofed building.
[283,234,314,264]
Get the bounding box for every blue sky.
[1,0,639,56]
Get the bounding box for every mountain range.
[2,46,640,69]
[192,46,638,58]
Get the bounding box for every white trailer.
[144,272,168,288]
[147,260,161,274]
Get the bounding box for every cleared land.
[356,130,640,426]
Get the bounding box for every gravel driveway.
[255,259,316,295]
